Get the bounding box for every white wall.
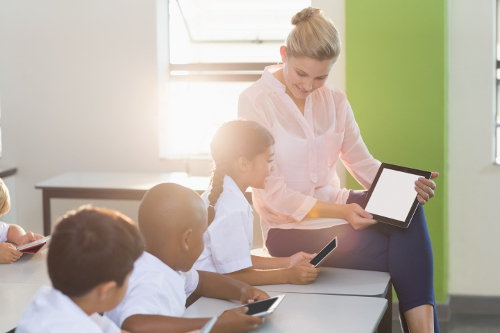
[448,0,500,296]
[0,0,183,233]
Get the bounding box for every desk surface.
[35,172,213,192]
[259,267,390,297]
[184,292,387,333]
[0,248,51,333]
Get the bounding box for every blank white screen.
[365,169,420,222]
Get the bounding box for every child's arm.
[250,252,316,269]
[0,242,22,264]
[190,270,269,305]
[224,261,319,286]
[7,224,44,246]
[122,307,262,333]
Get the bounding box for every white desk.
[184,292,388,333]
[0,248,51,333]
[35,172,253,235]
[259,267,390,297]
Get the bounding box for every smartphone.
[309,236,338,267]
[236,294,285,317]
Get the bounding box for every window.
[160,0,310,159]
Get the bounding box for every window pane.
[169,0,311,64]
[160,81,254,159]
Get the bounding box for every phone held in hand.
[237,294,286,317]
[309,237,338,267]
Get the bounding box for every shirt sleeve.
[0,221,10,243]
[207,211,253,273]
[91,314,121,333]
[238,93,317,223]
[338,100,381,190]
[182,269,199,297]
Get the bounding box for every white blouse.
[238,65,381,242]
[0,221,9,243]
[194,175,253,274]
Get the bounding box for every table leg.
[42,191,51,236]
[377,281,393,333]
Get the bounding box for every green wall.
[345,1,448,301]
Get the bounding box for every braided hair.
[207,120,275,225]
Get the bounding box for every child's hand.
[287,251,317,267]
[285,261,320,285]
[16,232,44,246]
[0,242,23,264]
[239,285,269,305]
[213,307,263,333]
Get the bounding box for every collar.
[139,251,184,281]
[223,175,252,212]
[262,64,286,93]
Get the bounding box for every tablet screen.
[365,168,420,222]
[245,297,278,315]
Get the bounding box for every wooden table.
[35,172,252,235]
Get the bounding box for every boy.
[0,178,44,264]
[17,206,144,333]
[105,183,269,333]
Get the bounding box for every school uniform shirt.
[16,285,120,333]
[0,221,9,243]
[105,251,199,327]
[193,175,253,274]
[238,64,381,243]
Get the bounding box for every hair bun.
[291,7,322,26]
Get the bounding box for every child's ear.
[96,281,117,301]
[237,156,250,172]
[181,228,193,252]
[280,45,287,63]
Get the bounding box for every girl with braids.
[193,120,320,285]
[238,7,439,333]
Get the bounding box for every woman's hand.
[341,203,377,230]
[415,172,439,205]
[287,251,316,267]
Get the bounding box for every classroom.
[0,0,499,332]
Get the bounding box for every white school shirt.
[0,221,9,243]
[193,175,253,273]
[105,252,199,327]
[16,286,120,333]
[238,65,381,242]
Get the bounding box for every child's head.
[207,120,275,224]
[138,183,207,272]
[0,178,11,216]
[48,206,143,311]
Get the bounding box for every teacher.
[238,7,439,333]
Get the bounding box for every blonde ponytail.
[286,7,341,61]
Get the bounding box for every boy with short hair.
[0,178,44,264]
[106,183,269,333]
[17,206,144,333]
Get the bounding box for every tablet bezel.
[309,237,338,267]
[238,294,286,317]
[363,163,431,228]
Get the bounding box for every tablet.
[309,237,337,267]
[237,294,285,317]
[364,163,431,228]
[16,236,52,253]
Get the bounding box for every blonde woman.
[239,7,439,333]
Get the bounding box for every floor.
[392,314,500,333]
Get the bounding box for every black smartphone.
[309,237,338,267]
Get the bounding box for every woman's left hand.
[415,172,439,205]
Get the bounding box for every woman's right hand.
[213,307,263,333]
[341,203,377,230]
